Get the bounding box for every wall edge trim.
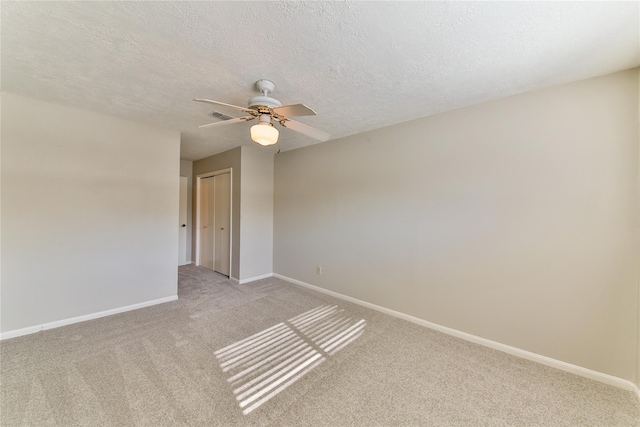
[273,273,637,393]
[0,295,178,341]
[239,273,274,284]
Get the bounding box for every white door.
[213,173,231,276]
[178,176,188,266]
[199,177,215,270]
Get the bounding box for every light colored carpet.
[1,265,639,426]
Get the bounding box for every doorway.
[178,176,188,266]
[196,169,232,276]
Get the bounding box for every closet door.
[199,177,215,270]
[213,173,231,276]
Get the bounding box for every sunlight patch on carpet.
[215,305,366,414]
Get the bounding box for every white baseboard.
[0,295,178,341]
[238,273,273,284]
[273,273,639,395]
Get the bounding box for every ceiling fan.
[194,79,330,147]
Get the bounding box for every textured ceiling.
[2,1,639,161]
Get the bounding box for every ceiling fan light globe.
[250,123,279,146]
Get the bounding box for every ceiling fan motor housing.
[248,95,282,109]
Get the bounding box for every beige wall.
[239,146,274,280]
[193,148,242,280]
[1,93,180,333]
[274,69,640,382]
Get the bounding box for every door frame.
[195,168,233,276]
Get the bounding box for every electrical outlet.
[316,266,322,275]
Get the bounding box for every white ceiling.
[3,1,638,161]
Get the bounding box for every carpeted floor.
[1,265,639,426]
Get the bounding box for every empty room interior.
[2,2,640,426]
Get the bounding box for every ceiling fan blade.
[194,98,255,114]
[280,119,330,141]
[199,116,255,129]
[272,103,317,117]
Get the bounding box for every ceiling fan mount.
[194,79,329,147]
[248,80,282,110]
